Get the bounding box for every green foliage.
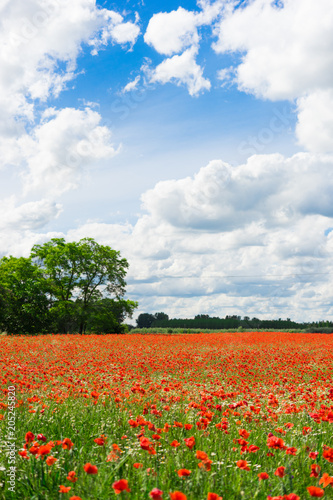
[0,238,136,334]
[0,257,50,334]
[136,313,155,328]
[135,311,333,332]
[85,298,138,334]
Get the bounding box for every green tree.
[86,298,138,334]
[0,257,50,334]
[154,312,169,322]
[136,313,155,328]
[31,237,133,334]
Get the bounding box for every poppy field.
[1,332,333,500]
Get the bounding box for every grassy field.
[1,332,333,499]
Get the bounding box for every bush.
[304,327,333,334]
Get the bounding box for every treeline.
[136,312,333,332]
[0,238,137,335]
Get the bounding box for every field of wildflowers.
[1,332,333,500]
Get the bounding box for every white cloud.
[0,197,62,231]
[144,7,199,56]
[213,0,333,101]
[18,107,119,196]
[122,75,141,94]
[0,0,140,128]
[144,1,225,95]
[296,90,333,153]
[6,152,333,322]
[89,11,140,53]
[144,1,224,56]
[217,66,235,87]
[141,154,333,230]
[149,46,211,96]
[212,0,333,153]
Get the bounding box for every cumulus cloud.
[213,0,333,101]
[296,90,333,153]
[0,0,140,129]
[213,0,333,152]
[141,154,333,230]
[144,7,199,56]
[0,197,62,232]
[148,46,211,96]
[144,1,224,55]
[17,107,119,196]
[7,152,333,322]
[89,10,140,53]
[144,1,224,95]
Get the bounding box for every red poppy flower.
[170,440,181,447]
[309,451,319,459]
[184,437,195,450]
[25,432,35,443]
[310,464,321,478]
[174,421,183,428]
[267,436,286,450]
[177,469,191,477]
[196,450,209,460]
[184,424,193,430]
[112,479,130,494]
[37,444,52,457]
[62,438,74,450]
[198,459,212,471]
[66,471,78,483]
[59,485,71,493]
[29,445,39,456]
[140,436,156,454]
[284,423,294,429]
[237,460,250,471]
[323,447,333,462]
[274,466,286,478]
[258,472,269,480]
[94,436,107,446]
[133,463,143,469]
[207,493,222,500]
[286,447,297,455]
[150,488,163,500]
[69,497,82,500]
[83,463,98,474]
[46,456,57,466]
[307,486,324,497]
[319,473,333,487]
[169,492,187,500]
[37,434,47,442]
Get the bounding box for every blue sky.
[1,0,333,322]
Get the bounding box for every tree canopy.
[0,238,137,334]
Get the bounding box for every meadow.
[0,332,333,500]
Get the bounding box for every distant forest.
[135,312,333,332]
